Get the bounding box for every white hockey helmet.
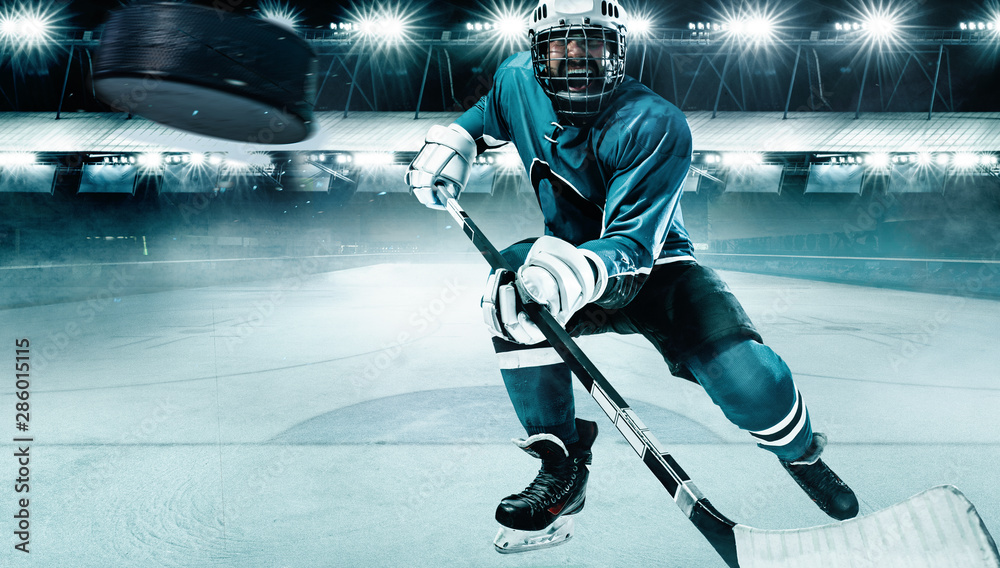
[528,0,629,122]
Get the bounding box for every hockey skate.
[493,418,598,554]
[780,432,859,521]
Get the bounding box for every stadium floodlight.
[627,12,653,39]
[0,3,63,65]
[468,1,531,54]
[351,4,414,46]
[835,22,865,31]
[382,15,407,40]
[0,152,37,169]
[866,152,891,169]
[977,3,1000,36]
[689,21,729,36]
[138,153,163,170]
[915,152,932,166]
[953,153,980,169]
[847,1,910,48]
[225,158,250,170]
[959,21,995,31]
[258,0,303,32]
[935,153,951,166]
[714,3,784,50]
[494,14,527,39]
[0,6,52,46]
[863,14,898,43]
[357,16,379,37]
[727,16,776,43]
[496,151,522,170]
[981,153,998,166]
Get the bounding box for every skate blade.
[493,516,574,554]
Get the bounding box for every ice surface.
[1,263,998,567]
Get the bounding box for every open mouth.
[564,61,598,92]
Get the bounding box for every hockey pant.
[492,253,812,462]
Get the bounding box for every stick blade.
[734,485,1000,568]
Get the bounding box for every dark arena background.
[0,1,998,567]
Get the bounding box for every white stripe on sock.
[752,392,809,448]
[750,389,800,436]
[754,410,808,447]
[496,347,563,369]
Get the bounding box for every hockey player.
[407,0,859,553]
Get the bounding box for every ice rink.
[1,260,998,567]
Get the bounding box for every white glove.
[482,236,608,345]
[405,123,477,210]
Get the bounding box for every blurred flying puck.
[94,1,318,144]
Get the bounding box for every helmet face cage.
[530,23,627,121]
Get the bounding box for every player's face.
[547,36,606,92]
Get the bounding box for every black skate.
[780,432,859,521]
[493,418,598,553]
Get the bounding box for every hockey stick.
[437,189,1000,568]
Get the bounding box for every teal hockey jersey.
[455,52,695,308]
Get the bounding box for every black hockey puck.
[94,1,318,144]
